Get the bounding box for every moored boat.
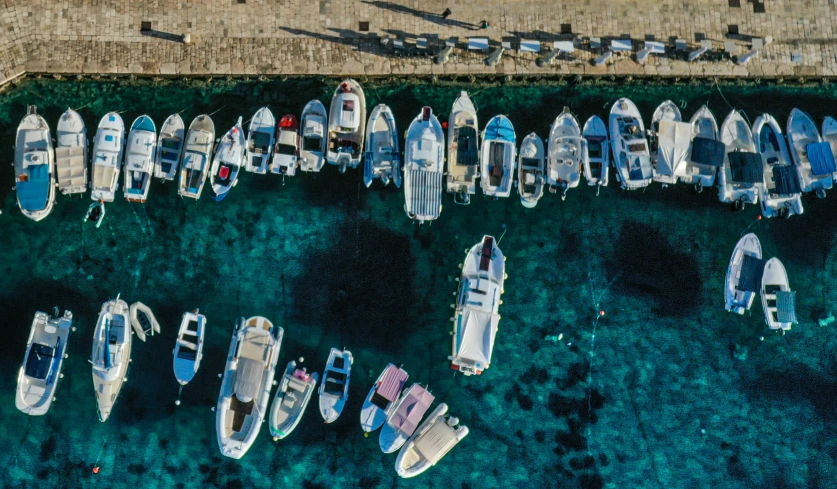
[787,108,834,197]
[244,107,276,174]
[677,105,724,191]
[761,258,797,331]
[379,383,435,453]
[404,106,445,223]
[718,110,762,208]
[364,104,401,188]
[129,301,160,343]
[91,112,125,202]
[153,114,185,181]
[650,101,690,186]
[582,115,610,191]
[446,92,480,204]
[55,108,88,195]
[547,107,584,199]
[16,309,73,416]
[360,363,409,433]
[609,98,652,190]
[91,296,132,422]
[14,106,55,221]
[753,114,803,219]
[179,114,215,199]
[327,79,366,171]
[172,310,205,386]
[84,200,106,228]
[123,115,157,203]
[271,114,300,178]
[823,116,837,163]
[318,348,353,423]
[480,115,516,198]
[269,360,318,440]
[210,117,245,201]
[395,403,469,478]
[299,100,329,172]
[517,133,546,208]
[725,233,763,315]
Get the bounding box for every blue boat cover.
[776,291,798,324]
[728,152,763,183]
[691,137,726,167]
[772,165,802,195]
[738,254,764,293]
[484,116,515,144]
[131,115,155,133]
[806,141,836,176]
[17,164,50,211]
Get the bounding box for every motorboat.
[761,258,797,331]
[395,403,469,478]
[55,108,88,195]
[271,114,300,178]
[753,114,803,219]
[824,116,837,163]
[91,296,132,422]
[210,117,245,201]
[650,101,691,186]
[725,233,763,315]
[609,98,652,190]
[179,114,215,199]
[450,235,505,376]
[129,301,160,343]
[153,114,185,181]
[16,309,73,416]
[582,115,610,191]
[677,105,724,191]
[90,112,125,202]
[480,115,516,198]
[360,363,409,432]
[787,108,834,197]
[14,106,55,221]
[244,107,275,174]
[269,360,318,440]
[216,316,283,459]
[363,104,401,188]
[546,107,584,199]
[327,79,366,171]
[404,107,445,223]
[718,110,762,209]
[172,310,205,386]
[446,92,480,204]
[84,200,106,228]
[299,100,329,172]
[379,383,435,453]
[318,348,353,423]
[649,100,681,159]
[517,133,545,208]
[123,115,157,203]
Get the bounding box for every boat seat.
[178,339,198,350]
[524,173,536,185]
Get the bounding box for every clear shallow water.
[1,78,837,489]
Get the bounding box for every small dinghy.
[360,363,409,432]
[83,200,106,228]
[395,403,469,478]
[517,133,546,208]
[404,106,445,223]
[380,383,435,453]
[91,296,131,422]
[480,115,517,198]
[55,108,88,195]
[172,310,205,385]
[761,258,798,332]
[547,107,584,199]
[609,98,652,190]
[677,105,724,192]
[446,92,480,204]
[719,110,762,209]
[318,348,353,423]
[244,107,276,174]
[210,117,245,201]
[299,100,329,172]
[154,114,185,181]
[123,115,157,203]
[15,106,55,221]
[271,114,300,178]
[787,108,834,197]
[725,233,763,315]
[269,360,318,440]
[327,79,366,172]
[823,116,837,160]
[91,112,125,202]
[753,114,803,219]
[364,104,401,188]
[649,100,687,185]
[582,115,610,191]
[179,114,216,199]
[129,301,161,343]
[16,309,73,416]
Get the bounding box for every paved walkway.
[1,0,836,85]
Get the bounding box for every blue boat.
[14,106,55,221]
[480,115,516,198]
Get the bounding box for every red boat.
[278,114,299,131]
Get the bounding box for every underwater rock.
[732,344,748,361]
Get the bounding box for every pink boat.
[379,383,434,453]
[360,363,409,432]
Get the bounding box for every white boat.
[153,114,185,181]
[677,105,724,191]
[609,98,652,190]
[363,104,401,188]
[546,107,584,199]
[395,403,469,478]
[480,115,517,198]
[446,92,480,204]
[824,116,837,164]
[787,108,834,197]
[327,79,366,171]
[360,363,409,432]
[16,309,73,416]
[129,301,160,343]
[404,107,445,223]
[753,114,804,219]
[91,297,132,422]
[14,106,55,221]
[761,258,797,331]
[172,310,205,386]
[271,114,300,178]
[55,108,88,195]
[719,110,761,208]
[651,102,691,186]
[582,115,610,190]
[269,360,318,440]
[90,112,125,202]
[123,115,157,203]
[450,235,505,376]
[517,133,546,208]
[725,233,763,315]
[244,107,276,174]
[179,114,215,199]
[379,383,435,453]
[318,348,353,423]
[299,100,329,172]
[210,117,245,201]
[216,316,283,459]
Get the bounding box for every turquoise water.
[1,77,837,489]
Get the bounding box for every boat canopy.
[377,366,409,402]
[456,127,479,166]
[337,94,360,130]
[414,421,460,465]
[772,165,802,195]
[738,255,764,293]
[17,164,50,211]
[456,309,499,365]
[776,291,798,324]
[657,120,692,175]
[806,142,837,176]
[728,152,763,183]
[24,343,56,380]
[691,137,726,167]
[390,387,434,434]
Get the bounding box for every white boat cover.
[456,308,499,365]
[656,120,692,176]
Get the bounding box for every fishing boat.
[761,258,797,331]
[179,114,215,199]
[395,403,469,478]
[299,100,329,172]
[55,108,88,195]
[129,302,160,343]
[677,105,724,192]
[172,310,205,386]
[517,133,546,208]
[244,107,275,174]
[446,92,480,204]
[16,309,73,416]
[14,106,55,221]
[753,114,804,219]
[318,348,353,423]
[725,233,763,315]
[90,112,125,202]
[718,110,762,209]
[91,296,132,422]
[379,383,435,453]
[480,115,516,198]
[327,79,366,171]
[153,114,185,181]
[360,363,409,432]
[547,107,584,199]
[123,115,157,203]
[824,116,837,162]
[271,114,300,178]
[84,200,106,228]
[609,98,652,190]
[210,117,245,201]
[268,360,318,440]
[404,107,445,223]
[651,102,691,186]
[787,108,835,197]
[363,104,401,188]
[582,115,610,191]
[216,316,283,459]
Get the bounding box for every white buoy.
[299,357,304,363]
[175,400,181,406]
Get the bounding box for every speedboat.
[725,233,763,315]
[446,92,480,204]
[395,403,469,478]
[547,107,584,200]
[172,310,205,386]
[123,115,157,203]
[244,107,275,174]
[210,117,245,201]
[327,79,366,172]
[480,115,516,198]
[517,133,545,208]
[14,106,55,221]
[650,101,691,186]
[753,114,803,219]
[16,309,73,416]
[360,363,409,432]
[379,383,435,453]
[404,107,445,223]
[299,100,328,172]
[761,258,797,331]
[179,114,215,199]
[677,105,724,192]
[450,235,505,376]
[269,360,318,440]
[582,115,610,191]
[271,114,300,178]
[318,348,353,423]
[787,108,834,197]
[216,316,283,459]
[719,110,762,209]
[609,98,652,190]
[364,104,401,188]
[91,112,125,202]
[824,116,837,163]
[91,296,132,422]
[55,108,88,195]
[153,114,185,181]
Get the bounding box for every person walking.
[441,8,452,19]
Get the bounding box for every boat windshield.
[628,142,647,153]
[370,392,390,409]
[303,136,322,152]
[24,343,56,380]
[276,143,296,156]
